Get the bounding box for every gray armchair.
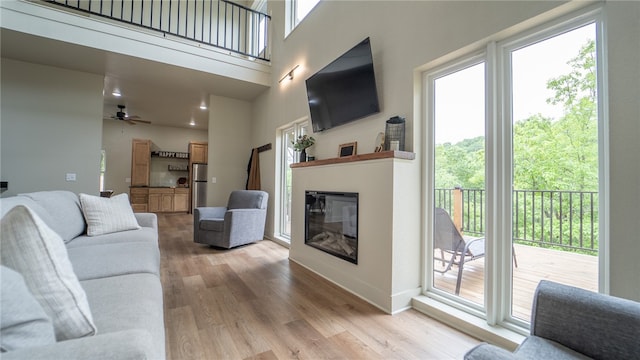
[194,190,268,249]
[465,280,640,359]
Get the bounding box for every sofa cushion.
[81,273,165,360]
[67,242,161,280]
[19,191,86,243]
[79,193,140,236]
[0,266,56,352]
[0,205,97,341]
[66,227,158,248]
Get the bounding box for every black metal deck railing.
[435,188,598,255]
[45,0,271,61]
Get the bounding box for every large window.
[424,8,606,330]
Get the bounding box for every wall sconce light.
[279,65,300,83]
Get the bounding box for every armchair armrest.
[0,329,158,360]
[531,280,640,359]
[224,209,267,247]
[194,207,227,221]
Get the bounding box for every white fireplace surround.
[290,152,421,313]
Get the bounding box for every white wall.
[207,95,253,206]
[253,1,640,302]
[0,59,104,197]
[101,121,207,195]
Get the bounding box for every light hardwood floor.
[158,213,480,360]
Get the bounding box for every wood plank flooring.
[158,213,480,360]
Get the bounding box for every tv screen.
[305,37,380,132]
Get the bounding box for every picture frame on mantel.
[339,142,357,157]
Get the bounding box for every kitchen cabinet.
[189,142,208,164]
[131,139,151,186]
[148,187,189,213]
[148,188,174,212]
[130,187,149,212]
[173,188,190,212]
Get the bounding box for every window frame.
[421,4,609,332]
[285,0,321,37]
[274,117,310,245]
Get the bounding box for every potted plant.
[291,135,315,162]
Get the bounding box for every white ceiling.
[1,29,270,130]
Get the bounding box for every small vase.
[300,148,307,162]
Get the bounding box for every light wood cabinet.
[173,188,190,212]
[148,188,174,212]
[148,188,189,213]
[130,187,149,212]
[131,139,151,186]
[189,142,208,164]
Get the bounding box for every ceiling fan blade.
[131,119,152,124]
[126,119,137,125]
[127,115,141,120]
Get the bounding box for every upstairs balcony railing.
[44,0,271,61]
[435,187,598,255]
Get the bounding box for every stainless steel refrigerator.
[192,163,208,211]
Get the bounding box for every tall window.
[277,120,309,242]
[285,0,321,36]
[99,150,106,191]
[425,9,606,329]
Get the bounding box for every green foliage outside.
[435,40,598,255]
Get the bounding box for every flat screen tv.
[305,37,380,132]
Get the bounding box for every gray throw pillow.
[1,265,56,352]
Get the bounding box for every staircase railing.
[44,0,271,61]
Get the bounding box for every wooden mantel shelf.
[290,150,415,168]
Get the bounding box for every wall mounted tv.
[305,37,380,133]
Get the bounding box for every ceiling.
[1,28,270,130]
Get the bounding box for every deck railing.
[44,0,271,61]
[435,188,598,255]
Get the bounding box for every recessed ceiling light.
[112,91,122,97]
[199,105,207,110]
[189,120,196,126]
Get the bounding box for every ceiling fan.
[107,105,151,125]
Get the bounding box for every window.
[276,119,309,243]
[99,150,106,191]
[285,0,321,36]
[424,7,606,330]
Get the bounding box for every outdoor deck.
[433,244,598,320]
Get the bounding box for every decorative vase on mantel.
[300,148,307,162]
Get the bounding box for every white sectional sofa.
[0,191,165,359]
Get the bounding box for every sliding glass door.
[425,9,605,327]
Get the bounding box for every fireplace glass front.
[305,191,358,264]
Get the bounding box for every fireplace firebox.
[305,191,358,264]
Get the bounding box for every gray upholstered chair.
[464,280,640,359]
[193,190,268,249]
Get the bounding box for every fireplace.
[305,191,358,264]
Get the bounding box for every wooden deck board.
[434,243,598,320]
